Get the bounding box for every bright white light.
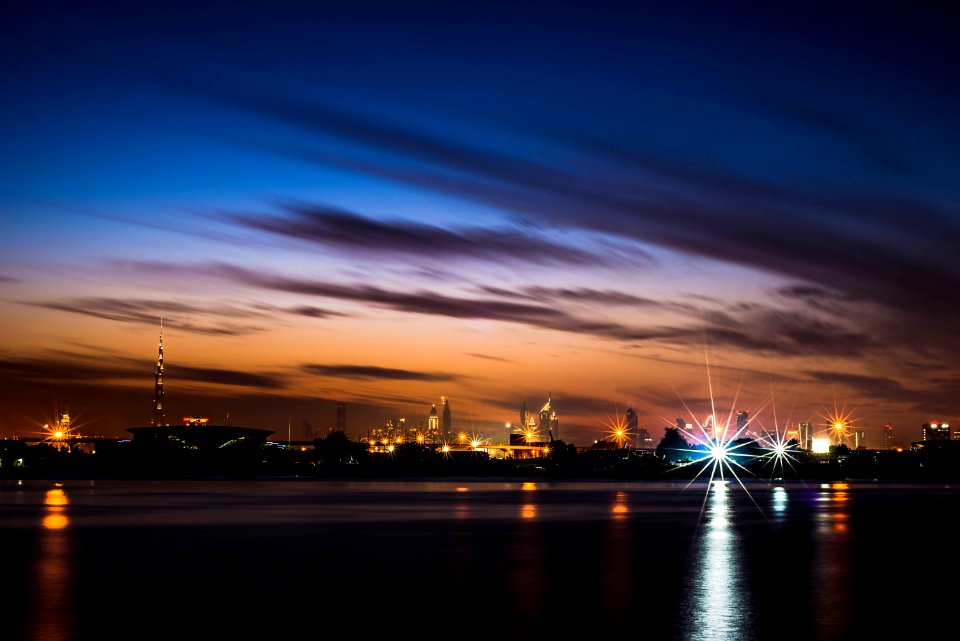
[812,438,831,453]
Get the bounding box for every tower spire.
[152,318,166,426]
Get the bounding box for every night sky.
[2,1,958,444]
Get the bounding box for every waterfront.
[4,479,957,640]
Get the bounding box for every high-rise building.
[923,422,950,441]
[626,408,639,433]
[428,403,440,441]
[152,320,166,427]
[637,428,653,448]
[441,397,451,442]
[853,429,867,449]
[736,411,749,433]
[539,395,559,439]
[676,418,685,431]
[335,402,346,433]
[798,422,813,450]
[882,423,896,449]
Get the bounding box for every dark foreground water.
[3,479,957,641]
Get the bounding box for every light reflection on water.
[686,481,749,641]
[601,490,633,627]
[813,482,851,640]
[29,485,73,641]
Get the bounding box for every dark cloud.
[479,286,659,307]
[110,260,880,357]
[466,353,511,363]
[229,203,608,267]
[167,365,286,390]
[25,298,266,336]
[0,356,135,385]
[0,274,17,284]
[211,90,959,330]
[303,363,459,382]
[802,370,958,415]
[0,353,286,391]
[285,305,345,319]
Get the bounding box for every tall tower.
[441,396,451,443]
[335,402,346,433]
[882,423,895,449]
[428,403,440,442]
[736,411,749,434]
[539,395,558,439]
[626,407,639,432]
[152,320,166,426]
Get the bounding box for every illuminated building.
[626,408,639,433]
[132,326,273,450]
[442,396,451,442]
[152,320,166,426]
[335,402,346,433]
[953,425,960,441]
[428,403,440,441]
[798,422,813,450]
[539,395,559,439]
[923,422,950,441]
[882,423,896,449]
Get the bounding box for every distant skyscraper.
[798,422,813,450]
[335,402,346,433]
[923,422,950,441]
[637,428,653,448]
[538,395,559,439]
[428,403,440,442]
[882,423,896,449]
[520,401,529,433]
[152,320,166,426]
[676,418,685,431]
[736,411,749,433]
[626,407,639,433]
[441,396,451,442]
[853,429,866,448]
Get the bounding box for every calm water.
[3,479,957,641]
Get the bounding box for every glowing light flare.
[811,438,831,454]
[818,404,860,446]
[601,409,633,448]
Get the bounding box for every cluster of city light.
[40,413,79,451]
[673,414,759,492]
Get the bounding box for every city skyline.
[2,1,958,444]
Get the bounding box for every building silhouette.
[441,396,451,442]
[335,402,346,433]
[626,407,639,433]
[882,423,896,448]
[736,411,749,433]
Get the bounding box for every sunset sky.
[2,1,958,444]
